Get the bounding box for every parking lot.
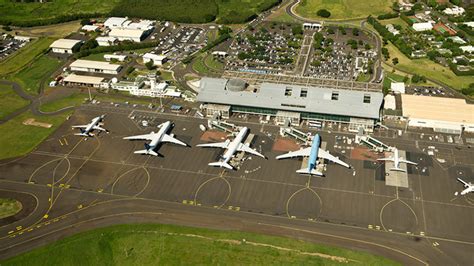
[0,35,31,60]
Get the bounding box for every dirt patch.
[200,130,228,142]
[272,137,301,152]
[350,147,380,161]
[23,118,52,128]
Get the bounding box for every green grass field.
[3,223,399,265]
[0,198,22,219]
[295,0,393,20]
[0,38,54,76]
[385,43,472,90]
[39,93,87,113]
[0,111,71,160]
[10,55,62,95]
[0,0,120,24]
[0,84,30,120]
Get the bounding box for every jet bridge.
[280,126,310,145]
[355,129,391,152]
[208,114,237,134]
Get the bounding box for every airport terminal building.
[198,77,384,132]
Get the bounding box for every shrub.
[316,9,331,18]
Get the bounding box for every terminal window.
[331,92,339,100]
[300,88,308,98]
[285,87,292,96]
[363,94,371,103]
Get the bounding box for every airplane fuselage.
[148,121,172,150]
[221,127,249,163]
[307,134,321,172]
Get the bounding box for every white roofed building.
[460,45,474,54]
[104,17,129,29]
[390,82,405,94]
[109,28,148,42]
[143,53,167,66]
[104,54,127,62]
[126,20,155,31]
[96,36,117,47]
[50,39,82,54]
[69,59,122,75]
[63,74,105,88]
[81,25,99,32]
[443,6,465,16]
[412,22,433,32]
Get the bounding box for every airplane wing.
[162,134,187,146]
[196,141,229,149]
[93,126,107,132]
[72,125,89,128]
[123,133,155,141]
[237,143,265,158]
[377,157,394,161]
[276,147,311,160]
[399,159,417,165]
[458,178,469,187]
[318,148,350,168]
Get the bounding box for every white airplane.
[123,121,187,156]
[377,147,417,172]
[197,127,265,170]
[276,134,349,176]
[455,178,474,196]
[72,115,107,137]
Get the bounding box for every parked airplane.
[197,127,265,170]
[72,115,107,137]
[276,134,349,175]
[455,178,474,196]
[123,121,187,156]
[377,147,417,172]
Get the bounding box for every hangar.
[402,94,474,134]
[63,74,105,88]
[198,77,384,132]
[69,59,122,75]
[109,28,149,42]
[49,39,82,54]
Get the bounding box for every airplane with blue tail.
[276,134,350,176]
[72,115,107,137]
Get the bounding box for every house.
[385,24,400,35]
[412,22,433,32]
[143,53,167,66]
[49,39,82,54]
[460,45,474,54]
[448,36,466,44]
[109,28,149,42]
[411,50,427,58]
[443,6,465,16]
[96,36,117,46]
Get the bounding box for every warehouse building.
[143,53,167,66]
[104,17,129,29]
[402,94,474,134]
[50,39,82,54]
[96,36,117,47]
[63,74,105,88]
[109,28,149,42]
[198,78,384,132]
[69,59,122,75]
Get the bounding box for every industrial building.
[96,36,117,47]
[104,54,127,62]
[198,77,383,132]
[109,28,149,42]
[104,17,129,29]
[402,94,474,134]
[143,53,167,66]
[69,59,122,75]
[63,74,105,88]
[49,39,82,54]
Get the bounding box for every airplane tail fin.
[296,168,324,176]
[208,161,233,170]
[134,149,159,156]
[74,133,90,137]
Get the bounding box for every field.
[216,0,281,24]
[13,21,81,38]
[0,199,22,219]
[0,111,71,160]
[295,0,393,20]
[39,93,87,113]
[0,0,120,25]
[0,38,54,76]
[378,17,409,30]
[10,55,62,95]
[2,223,399,265]
[0,84,30,120]
[384,43,473,90]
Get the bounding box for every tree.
[145,60,155,70]
[79,39,98,51]
[291,25,303,36]
[317,9,331,18]
[80,19,91,26]
[392,57,399,65]
[338,26,346,35]
[364,43,371,50]
[352,28,359,36]
[327,27,335,34]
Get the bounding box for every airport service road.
[0,106,473,265]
